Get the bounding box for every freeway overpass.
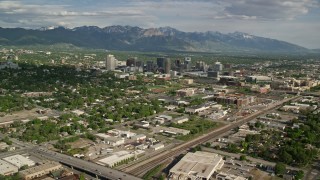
[31,147,141,180]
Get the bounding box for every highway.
[123,96,300,177]
[30,147,141,180]
[0,133,140,180]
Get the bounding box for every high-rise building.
[146,61,155,72]
[106,54,116,71]
[184,57,191,70]
[126,57,137,67]
[164,58,171,74]
[157,57,166,69]
[214,61,223,72]
[157,57,171,74]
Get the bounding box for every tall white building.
[214,61,223,71]
[106,54,117,71]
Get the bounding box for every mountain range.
[0,25,313,53]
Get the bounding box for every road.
[305,159,320,180]
[123,96,300,177]
[0,133,140,180]
[30,147,141,180]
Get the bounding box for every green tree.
[294,170,304,180]
[240,155,246,161]
[275,162,286,175]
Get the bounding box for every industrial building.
[95,133,125,146]
[3,155,35,168]
[169,151,224,180]
[150,143,164,151]
[172,116,189,124]
[19,161,62,180]
[97,151,135,167]
[155,126,190,136]
[0,159,18,176]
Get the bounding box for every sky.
[0,0,319,49]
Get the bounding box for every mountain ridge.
[0,25,312,53]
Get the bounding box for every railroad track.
[124,96,300,177]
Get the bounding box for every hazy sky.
[0,0,319,48]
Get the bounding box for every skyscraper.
[126,57,137,67]
[157,57,165,69]
[157,57,171,74]
[164,58,171,74]
[146,61,155,72]
[184,57,191,70]
[214,61,223,72]
[106,54,116,71]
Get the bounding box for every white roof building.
[172,116,189,124]
[3,155,35,168]
[0,159,18,176]
[169,151,224,180]
[71,109,85,116]
[97,151,134,167]
[95,133,125,146]
[150,144,164,151]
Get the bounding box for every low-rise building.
[172,116,189,124]
[107,129,136,138]
[115,73,129,79]
[19,161,62,180]
[131,134,146,141]
[3,155,35,168]
[134,121,150,128]
[21,92,52,97]
[97,151,134,167]
[0,159,18,176]
[215,172,247,180]
[150,143,164,151]
[182,79,194,85]
[185,103,213,114]
[158,126,190,136]
[169,151,224,180]
[246,75,272,82]
[71,109,85,116]
[177,88,196,97]
[95,133,125,146]
[158,115,173,121]
[0,142,9,150]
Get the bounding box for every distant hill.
[0,25,313,53]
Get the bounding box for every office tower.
[164,58,171,74]
[214,61,223,72]
[146,61,154,72]
[126,57,137,67]
[157,57,165,69]
[106,54,116,71]
[184,57,191,70]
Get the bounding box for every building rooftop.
[0,159,18,176]
[2,155,35,168]
[19,161,61,176]
[170,151,224,180]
